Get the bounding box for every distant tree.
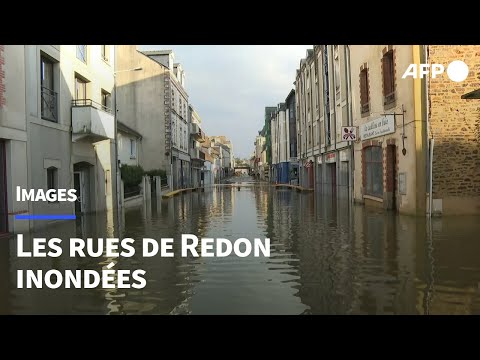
[235,158,248,166]
[235,158,249,166]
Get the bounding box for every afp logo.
[402,60,469,82]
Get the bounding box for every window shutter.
[382,55,389,97]
[365,70,369,104]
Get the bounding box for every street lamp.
[113,58,142,231]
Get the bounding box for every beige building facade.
[295,46,353,196]
[116,46,190,190]
[1,45,117,233]
[351,45,427,215]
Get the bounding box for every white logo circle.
[446,60,469,82]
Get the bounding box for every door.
[75,76,87,103]
[0,141,7,234]
[387,145,396,210]
[308,162,314,189]
[74,171,87,214]
[331,164,336,191]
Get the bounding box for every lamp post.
[113,52,142,231]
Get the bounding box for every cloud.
[138,45,311,158]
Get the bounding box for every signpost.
[341,126,357,141]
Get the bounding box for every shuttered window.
[360,68,369,115]
[382,50,395,105]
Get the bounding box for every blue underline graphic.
[15,214,76,220]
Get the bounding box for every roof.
[286,89,295,103]
[140,50,172,56]
[117,121,143,139]
[461,89,480,99]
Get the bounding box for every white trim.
[44,158,61,169]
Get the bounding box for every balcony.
[72,99,114,142]
[190,123,206,143]
[190,146,206,161]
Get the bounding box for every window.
[382,50,395,105]
[47,167,57,191]
[101,90,111,111]
[130,139,136,159]
[40,56,57,122]
[360,68,370,115]
[308,125,312,145]
[77,45,87,63]
[101,45,109,62]
[364,146,383,197]
[75,76,87,102]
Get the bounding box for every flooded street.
[1,177,480,315]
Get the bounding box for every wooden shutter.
[383,55,390,97]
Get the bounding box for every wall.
[428,45,480,215]
[351,45,423,215]
[0,46,29,233]
[116,45,168,172]
[118,132,140,166]
[24,45,74,227]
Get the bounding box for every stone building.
[295,46,353,195]
[428,45,480,215]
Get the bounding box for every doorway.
[307,161,314,189]
[0,140,7,234]
[74,163,91,214]
[327,163,336,195]
[386,145,396,210]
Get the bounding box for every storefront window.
[364,146,383,197]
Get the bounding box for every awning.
[461,89,480,99]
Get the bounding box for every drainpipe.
[113,46,121,231]
[424,45,433,217]
[345,45,354,204]
[330,46,338,191]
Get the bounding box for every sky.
[138,45,311,159]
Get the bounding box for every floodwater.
[1,177,480,314]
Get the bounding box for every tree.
[235,157,248,166]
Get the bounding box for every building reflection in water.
[1,181,480,314]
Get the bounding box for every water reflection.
[1,178,480,314]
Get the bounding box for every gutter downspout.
[424,45,433,217]
[330,46,338,193]
[345,45,354,204]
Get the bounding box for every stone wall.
[429,46,480,202]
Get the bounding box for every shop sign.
[326,153,336,163]
[360,115,395,140]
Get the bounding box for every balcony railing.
[72,99,112,114]
[71,99,115,141]
[41,87,58,122]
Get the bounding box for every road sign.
[342,126,357,141]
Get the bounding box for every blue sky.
[139,45,311,159]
